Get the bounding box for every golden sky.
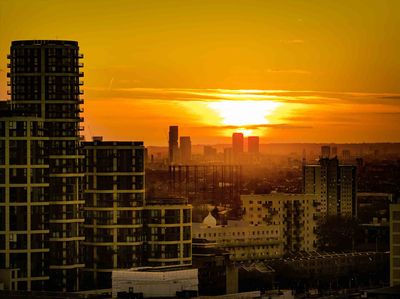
[1,0,399,145]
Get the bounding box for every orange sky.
[1,0,399,145]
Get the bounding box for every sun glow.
[207,100,281,127]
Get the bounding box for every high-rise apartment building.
[168,126,179,164]
[390,204,400,286]
[0,110,50,291]
[82,140,145,289]
[248,136,259,154]
[303,157,357,217]
[145,198,192,267]
[180,136,191,164]
[232,133,243,162]
[241,193,319,253]
[7,40,85,291]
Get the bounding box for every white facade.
[193,220,283,261]
[112,267,198,298]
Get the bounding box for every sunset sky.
[0,0,399,145]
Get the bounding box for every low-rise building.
[112,266,198,298]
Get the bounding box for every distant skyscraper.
[232,133,244,161]
[180,136,192,164]
[7,40,85,291]
[204,145,217,159]
[321,145,331,158]
[303,157,357,217]
[169,126,179,164]
[248,136,259,154]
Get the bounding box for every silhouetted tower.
[248,136,259,154]
[180,136,191,164]
[8,40,84,291]
[169,126,179,164]
[232,133,244,162]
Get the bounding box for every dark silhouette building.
[179,136,191,164]
[168,126,179,164]
[82,139,145,289]
[0,108,50,291]
[232,133,244,162]
[7,40,85,291]
[248,136,259,154]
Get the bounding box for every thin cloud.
[196,124,312,130]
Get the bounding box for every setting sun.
[207,100,281,127]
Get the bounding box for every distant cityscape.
[1,40,399,299]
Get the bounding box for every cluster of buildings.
[0,39,399,298]
[167,126,260,165]
[0,40,192,294]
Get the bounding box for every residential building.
[390,204,400,287]
[192,218,283,261]
[145,198,192,267]
[0,111,50,291]
[303,157,357,217]
[82,139,145,289]
[7,40,85,291]
[241,193,319,253]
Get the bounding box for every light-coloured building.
[303,157,356,217]
[390,204,400,286]
[193,217,283,261]
[241,193,319,253]
[112,266,198,298]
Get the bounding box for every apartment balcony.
[79,99,84,104]
[78,53,84,59]
[262,202,272,208]
[7,54,11,59]
[7,63,11,68]
[79,72,84,77]
[313,200,321,207]
[79,81,84,85]
[78,63,84,68]
[269,208,279,216]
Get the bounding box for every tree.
[316,215,363,252]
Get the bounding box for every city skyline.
[1,1,400,145]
